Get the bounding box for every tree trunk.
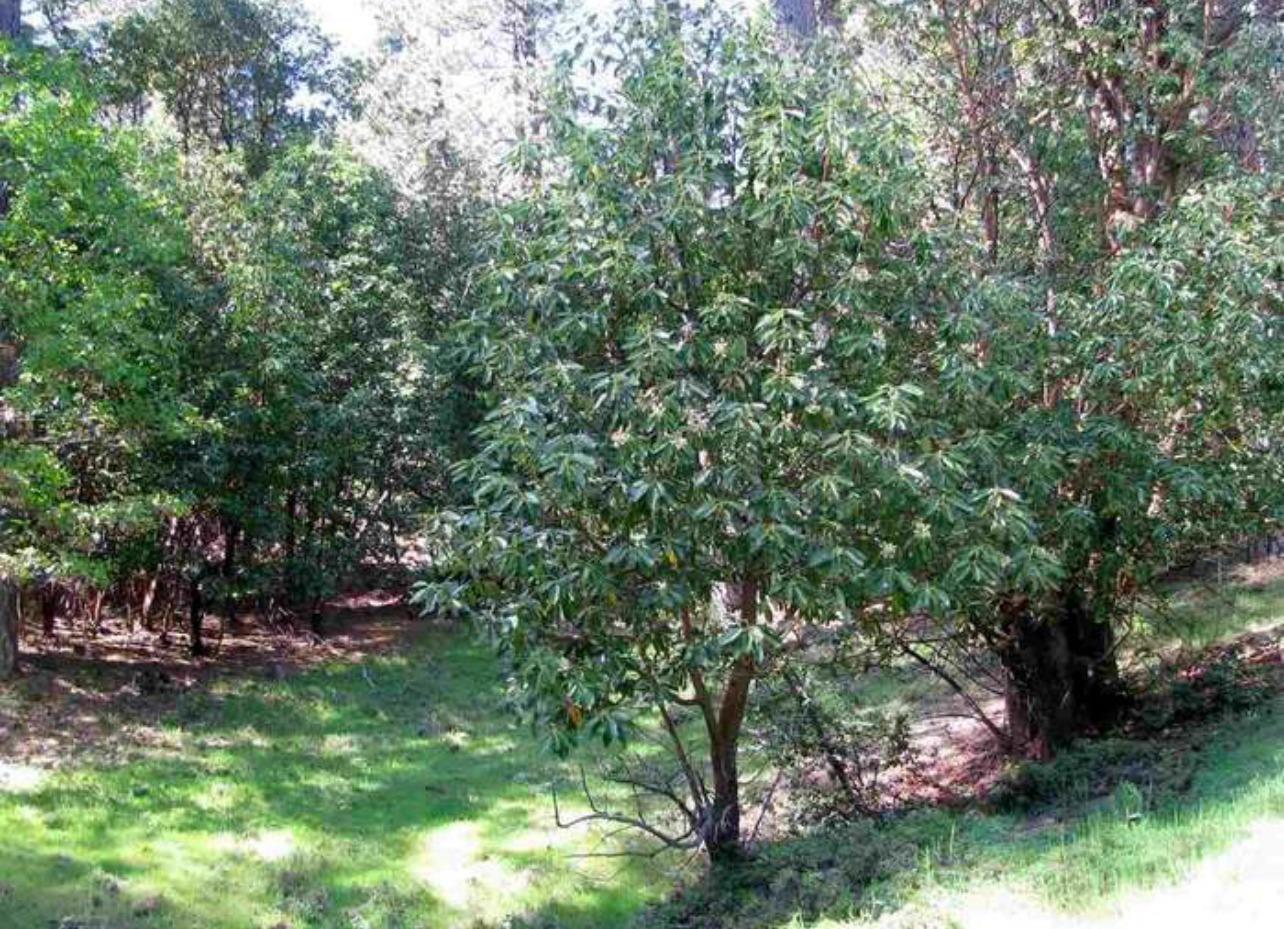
[0,579,19,679]
[188,577,206,657]
[1001,589,1123,758]
[981,146,1000,262]
[699,574,759,863]
[223,518,240,632]
[40,584,57,637]
[0,1,18,42]
[702,732,743,863]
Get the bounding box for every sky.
[301,0,763,58]
[300,0,379,55]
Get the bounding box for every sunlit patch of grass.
[635,606,1283,929]
[0,629,676,928]
[1139,574,1284,652]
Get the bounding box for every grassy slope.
[0,631,674,929]
[639,578,1284,929]
[2,579,1282,929]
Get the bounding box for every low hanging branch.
[893,633,1009,748]
[551,764,702,856]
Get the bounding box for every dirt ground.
[0,590,421,770]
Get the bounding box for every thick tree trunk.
[0,579,19,679]
[1001,590,1122,758]
[703,733,743,863]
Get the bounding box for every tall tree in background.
[0,0,18,37]
[0,0,19,680]
[773,0,838,36]
[103,0,350,174]
[349,0,566,194]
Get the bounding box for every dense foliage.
[2,7,474,660]
[3,0,1281,869]
[424,0,1284,859]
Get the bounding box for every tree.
[849,0,1284,755]
[773,0,838,37]
[0,0,19,38]
[422,6,932,861]
[187,143,467,630]
[1,0,21,679]
[1,45,199,656]
[349,0,567,195]
[102,0,350,174]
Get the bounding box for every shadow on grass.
[0,629,668,928]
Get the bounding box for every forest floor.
[1,571,1282,929]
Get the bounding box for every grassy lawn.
[2,579,1282,929]
[0,629,675,929]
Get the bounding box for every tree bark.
[0,580,19,679]
[223,518,240,632]
[188,577,206,658]
[1000,589,1123,758]
[40,583,57,637]
[699,574,759,863]
[0,0,19,41]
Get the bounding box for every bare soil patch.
[0,590,422,769]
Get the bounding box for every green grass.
[1139,573,1284,652]
[0,630,675,929]
[638,695,1284,929]
[3,580,1282,929]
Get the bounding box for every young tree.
[423,7,932,861]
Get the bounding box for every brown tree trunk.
[0,580,19,679]
[1001,589,1123,758]
[188,577,206,658]
[703,730,743,863]
[699,574,759,863]
[40,584,57,637]
[223,518,240,632]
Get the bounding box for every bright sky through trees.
[300,0,377,54]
